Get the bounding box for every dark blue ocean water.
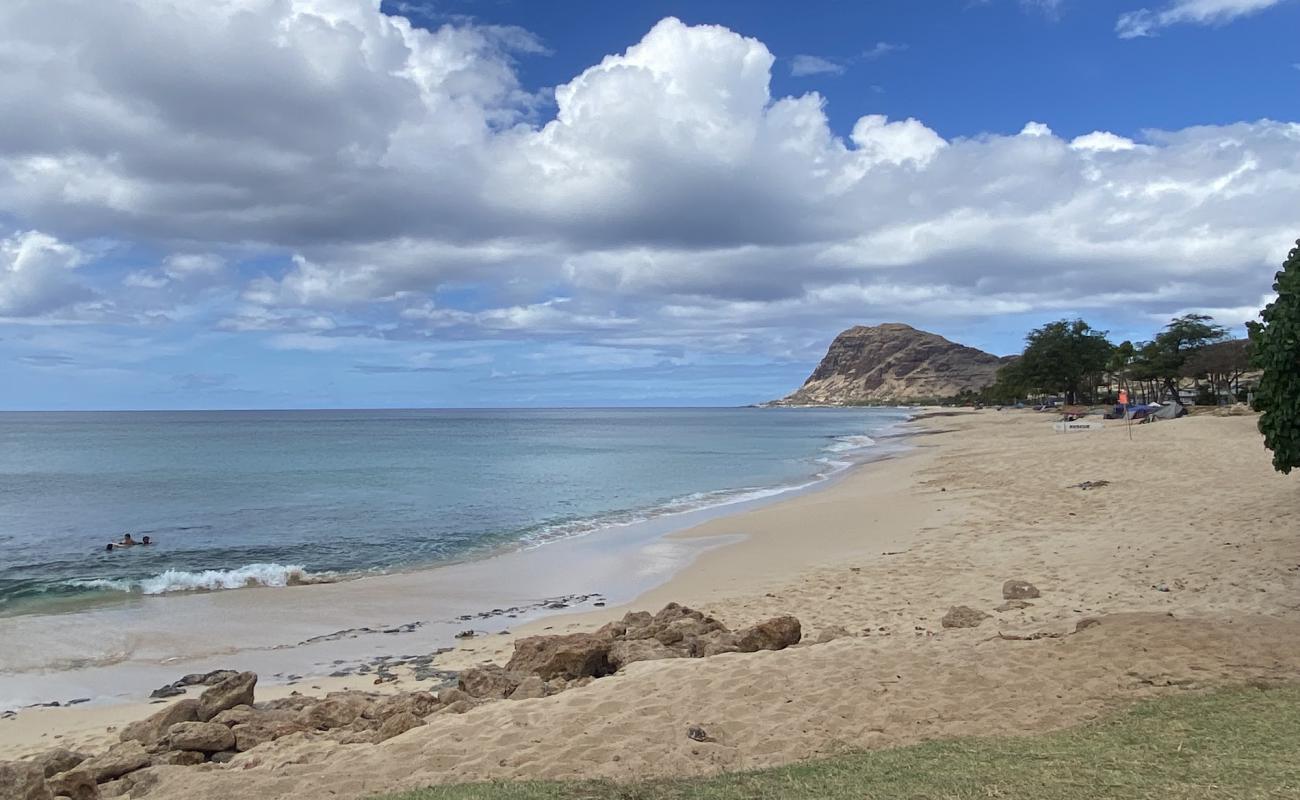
[0,407,910,614]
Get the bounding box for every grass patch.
[386,686,1300,800]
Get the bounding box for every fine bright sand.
[6,410,1300,799]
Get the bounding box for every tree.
[1015,319,1114,404]
[1183,339,1252,403]
[1148,314,1229,402]
[1248,240,1300,474]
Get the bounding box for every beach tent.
[1151,401,1188,420]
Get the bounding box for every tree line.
[982,313,1249,407]
[963,238,1298,476]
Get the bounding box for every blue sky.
[2,0,1297,409]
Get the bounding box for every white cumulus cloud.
[1117,0,1286,38]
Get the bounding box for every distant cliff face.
[777,323,1010,405]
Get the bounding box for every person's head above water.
[141,536,151,545]
[105,542,114,551]
[122,533,135,543]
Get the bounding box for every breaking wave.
[64,563,330,596]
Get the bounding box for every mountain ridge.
[773,323,1012,405]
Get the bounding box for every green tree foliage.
[1248,240,1300,474]
[1014,319,1114,404]
[1148,314,1229,400]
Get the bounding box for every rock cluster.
[5,604,803,800]
[455,603,802,699]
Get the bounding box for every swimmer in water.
[141,536,152,545]
[116,533,137,547]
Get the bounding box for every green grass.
[385,686,1300,800]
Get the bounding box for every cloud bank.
[0,0,1295,376]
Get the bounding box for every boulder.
[118,700,200,747]
[208,705,256,727]
[941,606,991,629]
[196,672,256,722]
[150,751,205,767]
[377,712,425,742]
[79,742,150,783]
[178,670,238,687]
[370,692,439,721]
[440,700,476,715]
[207,751,237,765]
[624,604,726,646]
[436,687,473,706]
[815,625,852,644]
[458,664,524,699]
[1001,580,1041,600]
[166,722,235,753]
[607,639,682,671]
[230,720,306,752]
[508,676,547,700]
[0,760,52,800]
[297,698,363,731]
[1075,617,1102,633]
[505,633,613,680]
[45,769,96,800]
[28,749,88,779]
[335,730,379,746]
[735,616,802,652]
[690,630,742,657]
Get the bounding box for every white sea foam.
[66,563,326,596]
[823,434,877,453]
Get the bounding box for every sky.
[1,0,1298,409]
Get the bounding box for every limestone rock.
[377,712,425,742]
[440,700,476,715]
[79,742,150,783]
[297,698,362,731]
[45,769,96,800]
[735,616,802,652]
[505,633,613,680]
[208,705,256,727]
[436,687,473,706]
[1001,580,1041,600]
[941,606,991,629]
[196,672,256,722]
[607,639,681,671]
[166,721,236,753]
[370,692,439,721]
[150,751,205,767]
[0,760,52,800]
[1075,617,1102,633]
[118,700,200,747]
[815,626,852,643]
[28,749,88,779]
[507,676,547,700]
[458,664,523,699]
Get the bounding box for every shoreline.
[6,408,1297,793]
[0,415,922,737]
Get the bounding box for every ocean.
[0,407,911,618]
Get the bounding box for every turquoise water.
[0,407,910,615]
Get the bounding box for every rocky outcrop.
[17,604,808,798]
[196,672,256,721]
[775,323,1012,405]
[1002,580,1041,600]
[0,760,52,800]
[166,722,236,753]
[118,699,200,747]
[941,606,991,629]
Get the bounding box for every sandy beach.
[4,409,1299,798]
